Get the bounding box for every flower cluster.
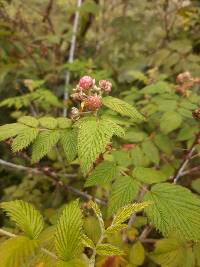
[70,76,112,119]
[176,71,200,95]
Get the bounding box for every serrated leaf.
[55,259,86,267]
[96,244,123,256]
[142,140,159,165]
[191,178,200,194]
[82,234,95,249]
[105,224,127,235]
[131,146,149,167]
[60,129,77,162]
[0,123,28,142]
[154,134,173,154]
[83,216,101,244]
[88,200,104,231]
[149,238,195,267]
[12,127,39,152]
[57,118,72,129]
[113,202,151,225]
[108,176,140,216]
[144,183,200,240]
[31,130,60,163]
[102,96,145,122]
[18,116,39,128]
[132,167,167,184]
[39,117,58,129]
[129,241,145,266]
[0,236,38,267]
[55,200,83,261]
[160,111,182,134]
[1,200,44,239]
[85,161,118,187]
[78,118,123,174]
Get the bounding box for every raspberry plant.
[0,73,200,267]
[0,1,200,267]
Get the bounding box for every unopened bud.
[99,80,112,92]
[78,76,94,91]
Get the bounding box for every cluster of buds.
[192,108,200,121]
[70,76,112,119]
[176,71,200,95]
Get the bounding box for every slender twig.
[138,225,153,241]
[173,133,200,184]
[0,158,106,206]
[0,229,16,238]
[181,166,200,177]
[0,159,41,174]
[63,0,82,117]
[0,228,57,259]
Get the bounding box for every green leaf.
[12,128,39,152]
[132,167,167,184]
[160,111,182,134]
[96,244,123,256]
[31,130,60,163]
[177,126,197,141]
[1,200,44,239]
[83,216,101,244]
[0,123,28,142]
[154,134,173,154]
[113,202,151,225]
[141,81,171,94]
[124,128,147,143]
[112,150,132,167]
[131,146,149,167]
[55,259,86,267]
[82,234,95,249]
[191,178,200,194]
[39,117,58,129]
[105,224,127,235]
[108,176,140,216]
[60,129,77,162]
[78,118,123,174]
[85,161,118,187]
[149,238,195,267]
[88,200,104,231]
[57,118,72,129]
[144,183,200,240]
[55,200,83,261]
[142,140,159,165]
[129,241,145,266]
[102,96,145,122]
[0,236,38,267]
[18,116,39,128]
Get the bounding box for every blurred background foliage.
[0,0,200,266]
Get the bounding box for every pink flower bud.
[84,95,102,111]
[99,80,112,92]
[78,76,94,91]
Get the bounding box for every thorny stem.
[0,229,58,259]
[63,0,82,117]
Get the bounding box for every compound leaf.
[1,200,44,239]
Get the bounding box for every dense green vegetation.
[0,0,200,266]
